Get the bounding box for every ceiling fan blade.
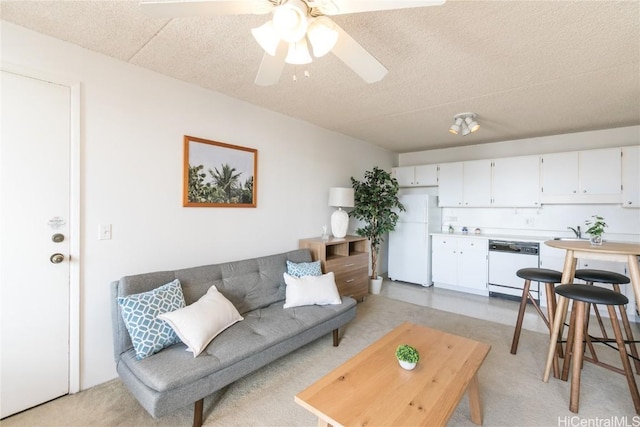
[312,0,445,15]
[255,41,287,86]
[139,0,273,17]
[330,22,388,83]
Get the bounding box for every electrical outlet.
[99,224,112,240]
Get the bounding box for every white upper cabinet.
[491,155,541,207]
[463,160,492,206]
[437,162,464,207]
[393,164,438,187]
[622,145,640,208]
[439,158,532,207]
[437,160,491,207]
[540,148,621,204]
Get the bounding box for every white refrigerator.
[388,194,442,286]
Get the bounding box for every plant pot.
[398,359,416,370]
[370,277,383,295]
[589,235,603,246]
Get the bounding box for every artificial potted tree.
[350,166,405,294]
[395,344,420,370]
[585,215,607,246]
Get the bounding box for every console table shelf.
[299,235,369,301]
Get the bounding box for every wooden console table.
[299,235,369,300]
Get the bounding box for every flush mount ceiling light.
[449,112,480,136]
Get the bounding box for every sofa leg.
[193,398,204,427]
[333,329,339,347]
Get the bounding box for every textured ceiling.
[1,0,639,153]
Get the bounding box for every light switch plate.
[99,224,112,240]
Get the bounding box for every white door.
[1,71,71,417]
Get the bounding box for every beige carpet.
[3,294,637,426]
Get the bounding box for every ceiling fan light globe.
[307,17,338,57]
[272,0,308,42]
[251,21,280,56]
[285,39,312,65]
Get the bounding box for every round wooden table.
[542,239,640,382]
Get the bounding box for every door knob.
[50,253,65,264]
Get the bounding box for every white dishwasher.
[488,240,540,301]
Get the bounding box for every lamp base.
[331,208,349,238]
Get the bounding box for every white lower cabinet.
[432,235,488,296]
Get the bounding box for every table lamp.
[328,187,354,238]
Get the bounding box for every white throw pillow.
[158,285,243,357]
[283,272,342,309]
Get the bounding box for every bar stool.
[574,269,640,372]
[554,284,640,414]
[511,268,563,377]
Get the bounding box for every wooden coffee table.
[295,321,491,426]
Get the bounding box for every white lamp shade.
[307,17,338,57]
[272,0,308,43]
[251,21,280,56]
[328,187,354,208]
[285,39,312,65]
[331,208,349,238]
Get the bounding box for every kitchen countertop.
[431,232,556,242]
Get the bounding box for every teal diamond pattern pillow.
[118,279,186,360]
[286,260,322,278]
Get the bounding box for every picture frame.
[183,135,257,207]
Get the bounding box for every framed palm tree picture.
[183,135,257,207]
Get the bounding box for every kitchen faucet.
[568,226,581,238]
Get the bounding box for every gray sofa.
[110,248,357,427]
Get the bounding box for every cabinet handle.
[583,189,587,193]
[344,263,355,267]
[345,279,355,283]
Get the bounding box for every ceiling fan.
[139,0,446,86]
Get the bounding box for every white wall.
[1,22,394,389]
[399,126,640,165]
[397,127,640,241]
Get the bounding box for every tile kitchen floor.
[379,279,550,334]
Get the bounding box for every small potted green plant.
[395,344,420,370]
[585,215,607,246]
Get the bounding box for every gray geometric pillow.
[286,260,322,277]
[118,279,185,360]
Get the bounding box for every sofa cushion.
[117,279,185,360]
[283,272,342,308]
[119,297,357,392]
[158,285,243,357]
[286,260,322,277]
